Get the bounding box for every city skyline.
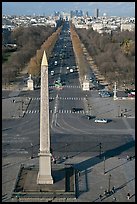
[2,2,135,17]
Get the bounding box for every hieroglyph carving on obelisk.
[37,51,53,184]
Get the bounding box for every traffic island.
[12,164,76,202]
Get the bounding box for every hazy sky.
[2,2,135,17]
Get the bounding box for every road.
[2,20,135,202]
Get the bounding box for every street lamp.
[21,100,24,111]
[65,143,68,159]
[86,94,88,101]
[99,142,102,159]
[18,106,20,117]
[89,106,92,116]
[30,143,33,159]
[118,105,120,117]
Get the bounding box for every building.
[95,8,99,18]
[121,23,135,31]
[70,10,83,18]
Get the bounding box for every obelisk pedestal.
[37,51,53,184]
[37,152,53,184]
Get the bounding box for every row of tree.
[70,23,89,84]
[75,27,135,87]
[2,25,55,85]
[28,26,63,76]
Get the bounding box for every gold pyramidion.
[41,51,48,66]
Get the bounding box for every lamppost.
[18,106,20,117]
[108,174,111,192]
[21,100,24,111]
[30,143,33,159]
[89,105,92,116]
[65,143,68,159]
[99,142,102,159]
[118,105,120,117]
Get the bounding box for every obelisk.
[37,51,53,184]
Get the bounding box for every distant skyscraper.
[78,10,83,17]
[86,11,89,17]
[95,8,99,18]
[70,10,83,17]
[54,11,60,17]
[70,11,73,18]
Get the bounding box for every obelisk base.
[37,151,53,184]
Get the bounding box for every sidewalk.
[3,155,134,202]
[66,155,135,202]
[2,96,31,119]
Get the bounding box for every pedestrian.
[129,156,132,161]
[104,190,107,196]
[127,155,129,160]
[99,194,102,200]
[127,192,130,200]
[112,197,116,202]
[112,186,115,193]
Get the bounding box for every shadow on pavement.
[73,139,135,197]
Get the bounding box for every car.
[50,70,54,76]
[72,108,83,112]
[94,119,108,123]
[72,108,77,112]
[70,68,74,73]
[84,115,92,120]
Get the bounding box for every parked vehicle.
[54,61,57,65]
[51,70,54,76]
[70,68,73,73]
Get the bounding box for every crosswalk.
[25,109,85,114]
[49,85,81,89]
[63,85,81,88]
[31,97,86,101]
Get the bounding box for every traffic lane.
[19,89,40,98]
[2,115,40,157]
[90,118,135,130]
[126,118,135,129]
[2,113,40,138]
[51,133,135,158]
[58,97,85,111]
[59,86,85,97]
[59,87,86,98]
[2,109,39,134]
[55,113,134,132]
[28,95,40,108]
[2,90,11,99]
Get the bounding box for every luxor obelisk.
[37,51,53,184]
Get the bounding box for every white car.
[70,68,74,73]
[95,119,108,123]
[51,70,54,76]
[54,61,57,65]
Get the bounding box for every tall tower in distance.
[95,8,99,18]
[37,51,53,184]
